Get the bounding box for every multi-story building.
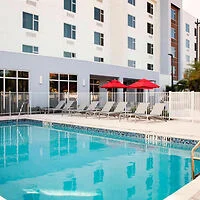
[160,0,198,87]
[0,0,198,108]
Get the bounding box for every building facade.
[0,0,199,108]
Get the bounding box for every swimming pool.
[0,120,199,200]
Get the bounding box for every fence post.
[168,91,172,120]
[191,91,194,122]
[9,91,11,116]
[29,92,32,115]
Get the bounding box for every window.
[128,15,135,28]
[128,37,135,50]
[147,23,153,35]
[147,63,153,70]
[171,9,176,20]
[94,32,104,46]
[186,23,190,33]
[64,23,76,39]
[173,66,176,76]
[186,39,190,48]
[171,28,176,39]
[23,12,39,31]
[64,0,76,13]
[186,55,190,63]
[171,46,176,57]
[128,0,135,6]
[94,57,104,62]
[195,43,197,51]
[90,79,100,93]
[64,51,76,58]
[147,43,153,54]
[22,45,38,54]
[94,7,104,22]
[128,60,136,68]
[147,2,153,15]
[49,73,77,93]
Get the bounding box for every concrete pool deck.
[0,114,200,200]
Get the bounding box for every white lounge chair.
[137,103,166,121]
[69,103,88,115]
[47,100,66,113]
[74,101,99,115]
[61,100,76,114]
[98,102,127,119]
[119,103,149,120]
[86,101,115,118]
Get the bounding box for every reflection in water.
[93,189,103,200]
[0,126,29,168]
[146,174,153,190]
[146,154,153,171]
[94,168,104,184]
[63,174,77,191]
[127,186,135,199]
[127,162,135,178]
[89,137,107,151]
[50,130,77,157]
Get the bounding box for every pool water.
[0,124,199,200]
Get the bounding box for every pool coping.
[0,117,200,200]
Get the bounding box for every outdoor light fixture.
[39,75,43,85]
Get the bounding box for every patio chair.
[47,100,65,113]
[69,103,88,115]
[73,101,100,115]
[61,100,76,114]
[98,102,127,119]
[119,103,149,121]
[137,103,166,121]
[85,101,115,118]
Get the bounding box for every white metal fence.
[0,91,200,122]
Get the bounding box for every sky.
[183,0,200,19]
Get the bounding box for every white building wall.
[182,11,197,77]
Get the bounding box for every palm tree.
[184,61,200,91]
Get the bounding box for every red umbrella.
[128,79,159,89]
[101,79,127,89]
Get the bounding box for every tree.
[184,61,200,91]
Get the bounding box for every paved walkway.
[1,114,199,140]
[0,114,200,200]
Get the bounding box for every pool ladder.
[191,141,200,180]
[16,101,27,125]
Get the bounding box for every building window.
[94,7,104,22]
[128,0,135,6]
[0,70,29,94]
[94,32,104,46]
[94,57,104,62]
[64,0,76,13]
[64,23,76,39]
[186,55,190,63]
[147,2,153,15]
[128,15,135,28]
[147,63,153,70]
[23,12,39,31]
[147,23,153,35]
[171,9,176,20]
[186,23,190,33]
[186,39,190,48]
[171,28,176,39]
[90,79,100,93]
[49,73,77,93]
[171,46,176,58]
[128,60,136,68]
[64,51,76,58]
[128,37,136,50]
[173,66,176,76]
[22,45,38,54]
[147,43,153,54]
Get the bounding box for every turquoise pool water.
[0,123,199,200]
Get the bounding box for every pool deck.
[0,114,200,200]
